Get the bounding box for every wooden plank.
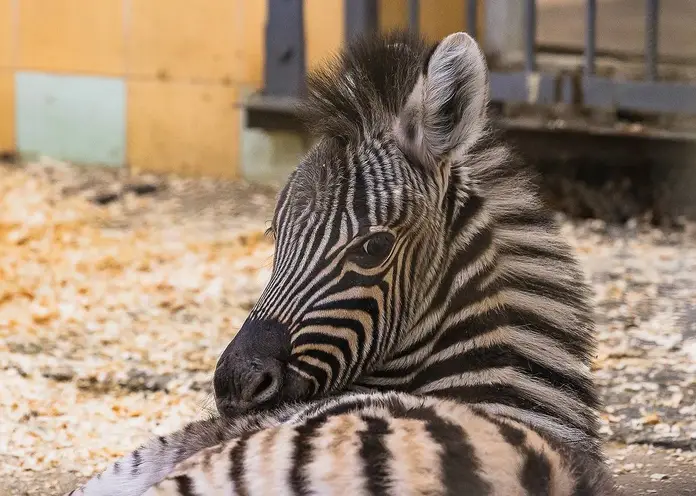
[17,0,125,75]
[0,70,14,154]
[128,0,245,83]
[127,80,240,178]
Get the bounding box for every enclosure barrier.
[251,0,696,127]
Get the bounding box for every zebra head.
[213,30,491,415]
[214,29,599,445]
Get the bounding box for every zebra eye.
[353,232,395,267]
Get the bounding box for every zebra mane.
[295,30,543,226]
[298,30,431,144]
[295,30,535,183]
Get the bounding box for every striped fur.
[68,393,613,496]
[66,30,615,495]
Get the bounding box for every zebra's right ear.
[396,32,489,168]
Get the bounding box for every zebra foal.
[66,30,616,495]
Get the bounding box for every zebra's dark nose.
[213,319,290,415]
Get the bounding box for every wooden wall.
[0,0,484,178]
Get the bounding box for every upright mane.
[298,30,431,144]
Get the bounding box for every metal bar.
[489,71,557,105]
[264,0,305,97]
[524,0,537,72]
[645,0,659,81]
[467,0,478,39]
[408,0,419,34]
[560,71,575,105]
[583,76,696,115]
[585,0,597,74]
[345,0,378,42]
[482,2,525,66]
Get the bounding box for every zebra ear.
[396,32,489,168]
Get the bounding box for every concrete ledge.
[240,126,309,185]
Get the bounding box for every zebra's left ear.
[396,32,489,168]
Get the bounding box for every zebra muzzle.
[214,319,304,415]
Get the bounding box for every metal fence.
[251,0,696,129]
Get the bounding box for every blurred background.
[1,1,695,495]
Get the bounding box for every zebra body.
[66,30,616,495]
[68,392,610,496]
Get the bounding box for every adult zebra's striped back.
[66,30,616,495]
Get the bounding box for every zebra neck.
[361,212,600,445]
[361,297,601,452]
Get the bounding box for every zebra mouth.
[278,365,314,404]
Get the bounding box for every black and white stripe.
[65,30,615,496]
[67,393,613,496]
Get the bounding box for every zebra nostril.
[252,372,274,398]
[239,360,283,405]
